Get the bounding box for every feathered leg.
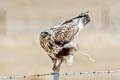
[52,58,63,71]
[52,59,57,70]
[57,58,63,71]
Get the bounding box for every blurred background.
[0,0,120,80]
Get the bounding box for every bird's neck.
[78,19,84,31]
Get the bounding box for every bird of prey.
[40,12,91,71]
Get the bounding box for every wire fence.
[0,69,120,79]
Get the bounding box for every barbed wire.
[0,69,120,79]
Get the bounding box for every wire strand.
[0,69,120,79]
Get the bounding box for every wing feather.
[53,21,79,46]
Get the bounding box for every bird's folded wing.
[53,23,79,46]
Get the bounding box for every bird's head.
[62,11,90,27]
[79,11,90,25]
[74,11,90,26]
[40,29,52,40]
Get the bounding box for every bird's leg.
[58,58,63,68]
[54,58,63,71]
[52,59,57,70]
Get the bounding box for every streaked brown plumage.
[40,12,90,71]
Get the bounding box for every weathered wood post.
[53,70,59,80]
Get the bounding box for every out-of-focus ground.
[0,0,120,80]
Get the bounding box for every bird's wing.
[52,20,79,46]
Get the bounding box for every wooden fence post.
[53,70,59,80]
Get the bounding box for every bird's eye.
[83,15,86,17]
[81,13,87,17]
